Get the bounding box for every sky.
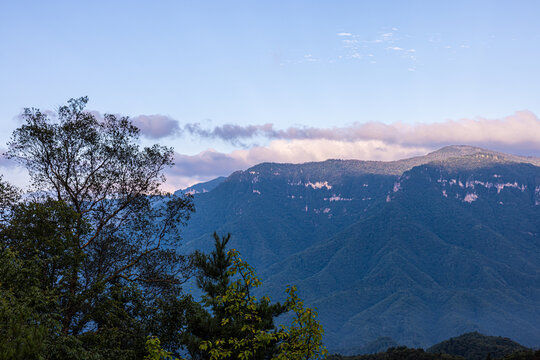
[2,1,540,190]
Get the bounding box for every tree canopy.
[1,97,194,359]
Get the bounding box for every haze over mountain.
[179,145,540,353]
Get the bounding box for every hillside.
[427,332,529,360]
[179,146,540,353]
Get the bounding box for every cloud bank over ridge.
[6,109,538,191]
[161,111,540,190]
[177,111,540,147]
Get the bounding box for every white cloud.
[337,32,352,36]
[164,111,540,189]
[165,139,432,189]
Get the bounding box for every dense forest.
[329,332,539,360]
[328,347,540,360]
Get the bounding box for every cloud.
[184,122,275,145]
[89,111,181,139]
[163,111,540,189]
[169,150,250,178]
[165,140,431,189]
[337,32,352,36]
[131,115,181,139]
[181,111,540,150]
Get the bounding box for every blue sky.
[2,1,540,189]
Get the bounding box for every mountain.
[175,176,226,195]
[427,332,529,360]
[328,346,464,360]
[352,337,401,355]
[179,145,540,353]
[328,331,531,360]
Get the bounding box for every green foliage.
[0,249,50,360]
[183,233,286,359]
[275,285,327,360]
[194,236,326,360]
[145,336,183,360]
[199,248,283,360]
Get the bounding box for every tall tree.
[2,97,195,358]
[198,245,327,360]
[183,233,286,359]
[185,233,326,360]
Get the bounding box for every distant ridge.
[428,332,529,360]
[227,145,540,180]
[175,176,226,196]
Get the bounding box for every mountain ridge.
[178,145,540,353]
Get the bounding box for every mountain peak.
[429,145,487,156]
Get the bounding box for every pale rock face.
[442,189,448,198]
[535,186,540,206]
[441,177,526,195]
[386,195,391,202]
[252,189,261,195]
[305,181,332,190]
[323,208,331,213]
[494,182,526,194]
[393,182,401,193]
[324,195,352,201]
[463,193,478,203]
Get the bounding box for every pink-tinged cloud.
[160,111,540,189]
[180,111,540,151]
[165,140,433,189]
[169,150,250,177]
[131,115,181,139]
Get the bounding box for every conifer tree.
[183,233,286,359]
